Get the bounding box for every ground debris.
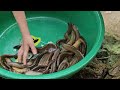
[71,32,120,79]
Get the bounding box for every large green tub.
[0,11,105,79]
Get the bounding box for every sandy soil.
[101,11,120,37]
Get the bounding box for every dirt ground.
[101,11,120,37]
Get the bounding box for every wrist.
[21,28,31,37]
[22,33,31,38]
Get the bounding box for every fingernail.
[23,62,26,65]
[33,51,37,54]
[18,60,22,63]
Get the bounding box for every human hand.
[18,35,37,65]
[12,11,37,65]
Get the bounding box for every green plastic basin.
[0,11,105,79]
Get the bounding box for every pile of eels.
[0,23,87,75]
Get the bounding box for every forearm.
[12,11,30,37]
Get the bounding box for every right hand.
[18,35,37,65]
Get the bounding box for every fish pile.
[0,23,87,75]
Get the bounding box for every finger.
[29,43,37,54]
[23,45,29,65]
[18,45,23,63]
